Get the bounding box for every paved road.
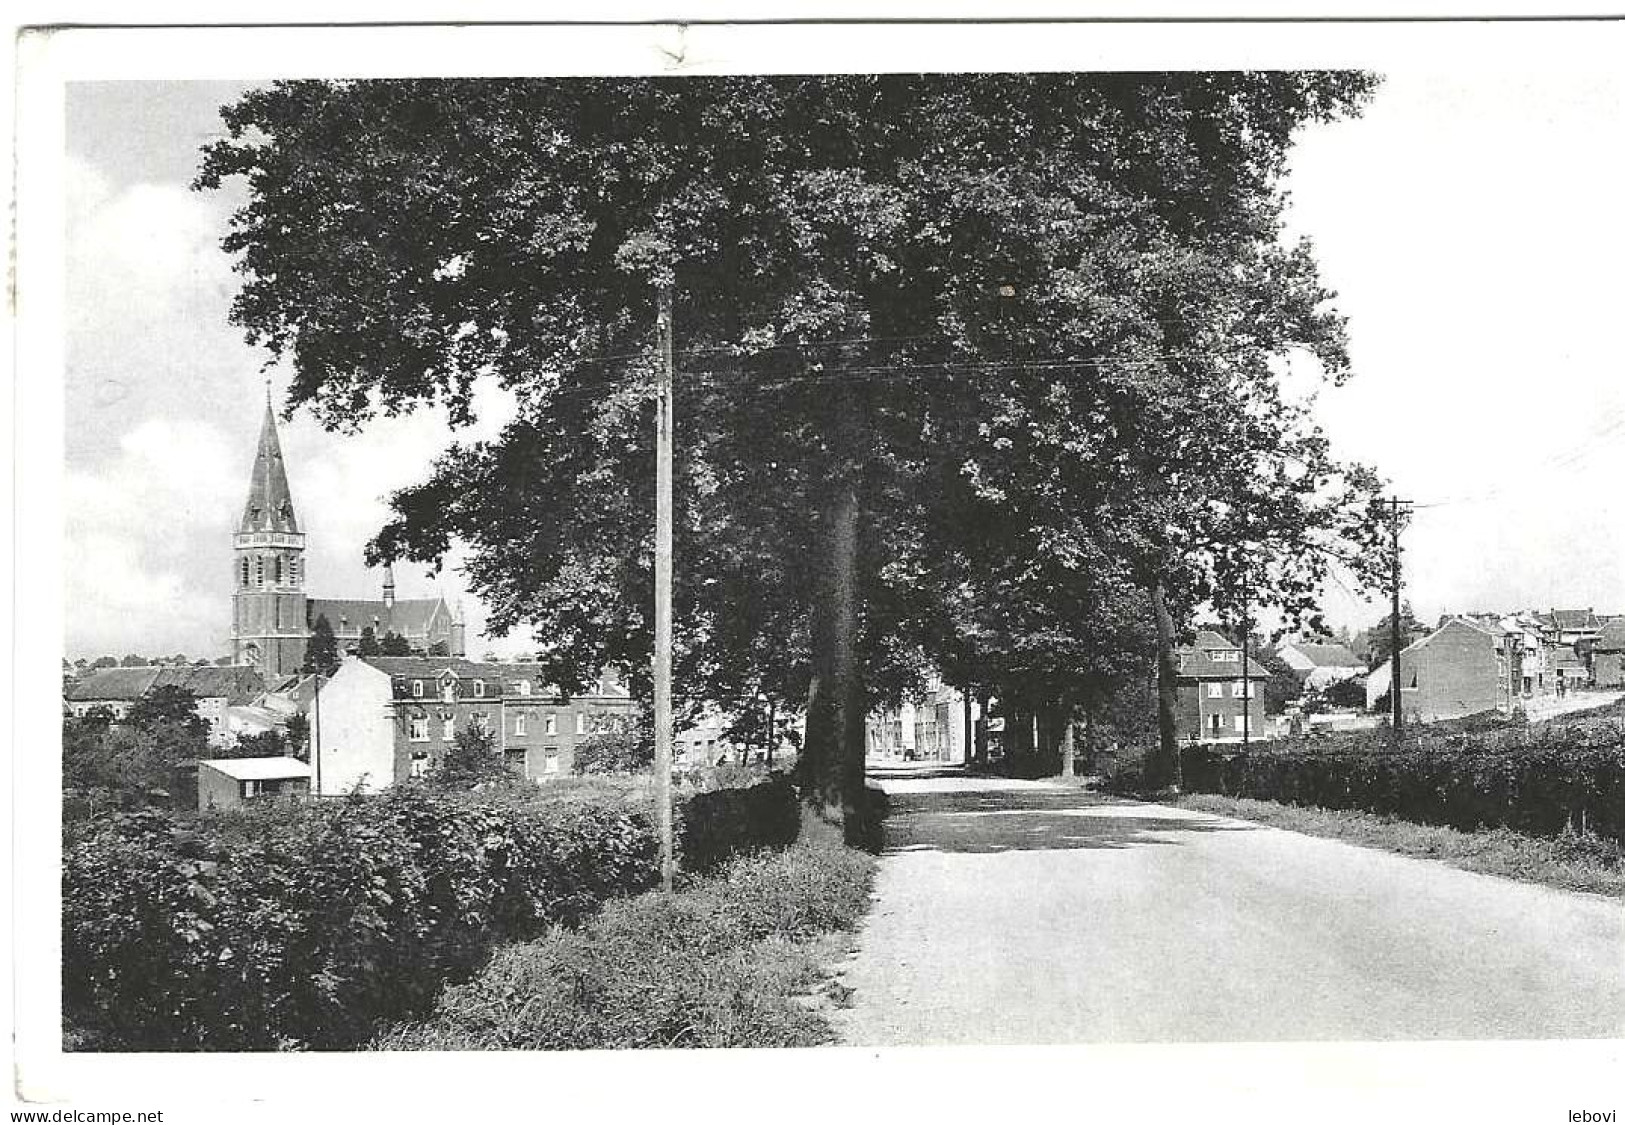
[834,776,1625,1044]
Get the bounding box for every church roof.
[240,392,299,535]
[308,597,448,638]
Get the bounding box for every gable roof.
[1539,608,1603,632]
[67,665,266,705]
[67,666,163,702]
[1286,642,1361,669]
[1596,617,1625,652]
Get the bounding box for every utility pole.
[311,670,323,797]
[1389,496,1412,750]
[654,282,675,892]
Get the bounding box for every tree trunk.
[1060,718,1075,779]
[799,479,866,844]
[1150,576,1183,793]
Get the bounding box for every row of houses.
[1364,611,1625,723]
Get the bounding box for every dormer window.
[516,680,531,696]
[442,675,457,704]
[412,679,424,698]
[473,679,486,699]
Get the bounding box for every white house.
[1274,641,1364,690]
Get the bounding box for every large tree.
[199,73,1386,832]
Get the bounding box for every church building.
[232,392,464,679]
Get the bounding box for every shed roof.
[199,756,310,781]
[1287,642,1361,669]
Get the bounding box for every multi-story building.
[1364,617,1502,722]
[310,655,637,793]
[1173,630,1270,743]
[231,391,463,680]
[1592,618,1625,689]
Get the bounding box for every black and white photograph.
[10,12,1625,1125]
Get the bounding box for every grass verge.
[371,839,877,1049]
[1176,793,1625,898]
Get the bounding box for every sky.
[60,70,1625,660]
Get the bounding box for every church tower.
[232,388,309,679]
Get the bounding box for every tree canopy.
[199,73,1388,824]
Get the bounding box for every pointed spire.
[241,381,299,534]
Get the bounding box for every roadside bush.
[1182,721,1625,842]
[63,775,813,1051]
[63,785,660,1051]
[677,773,799,871]
[372,841,876,1050]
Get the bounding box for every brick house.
[1592,618,1625,689]
[309,656,638,794]
[1174,630,1270,743]
[1364,617,1502,722]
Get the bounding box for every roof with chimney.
[1537,608,1604,633]
[359,657,630,700]
[239,391,299,535]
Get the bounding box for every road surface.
[834,776,1625,1044]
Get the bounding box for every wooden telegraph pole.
[654,283,676,892]
[1389,496,1412,751]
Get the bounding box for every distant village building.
[310,656,637,793]
[231,391,463,680]
[65,664,267,748]
[198,757,311,811]
[1592,618,1625,689]
[866,677,974,762]
[1364,617,1503,722]
[1174,630,1269,743]
[1273,641,1364,690]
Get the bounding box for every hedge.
[1181,722,1625,843]
[677,773,799,872]
[63,777,802,1051]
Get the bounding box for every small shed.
[198,756,311,811]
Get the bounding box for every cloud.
[64,418,241,657]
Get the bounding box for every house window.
[240,558,250,587]
[411,750,429,778]
[255,558,265,586]
[1206,682,1224,699]
[442,677,457,703]
[412,680,424,698]
[474,679,486,699]
[517,679,531,696]
[1212,651,1239,663]
[544,714,557,736]
[515,713,528,736]
[242,780,260,799]
[1233,714,1247,732]
[1231,681,1247,698]
[575,712,586,735]
[442,717,455,741]
[544,752,560,775]
[273,557,283,584]
[410,716,429,742]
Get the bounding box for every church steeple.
[240,385,299,534]
[232,381,309,679]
